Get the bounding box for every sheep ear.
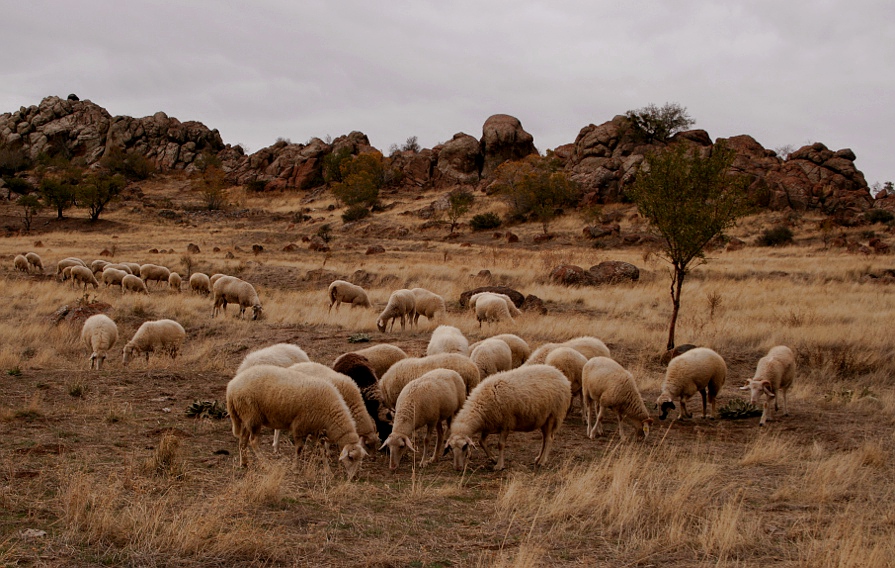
[403,436,416,453]
[339,447,350,461]
[762,382,775,397]
[379,438,390,452]
[739,383,751,390]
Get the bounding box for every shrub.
[470,212,502,231]
[100,146,155,180]
[864,209,894,225]
[245,179,268,193]
[332,152,384,209]
[489,154,579,233]
[624,102,695,143]
[341,205,370,223]
[4,177,34,199]
[756,225,794,247]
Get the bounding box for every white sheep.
[328,280,371,312]
[545,346,588,413]
[379,353,481,409]
[70,265,100,291]
[101,267,128,289]
[410,287,446,327]
[90,259,110,274]
[349,343,408,379]
[25,252,43,272]
[236,343,310,374]
[563,336,611,360]
[581,357,653,439]
[168,272,182,292]
[56,257,86,279]
[140,263,171,288]
[121,262,142,275]
[226,365,367,479]
[209,273,226,287]
[122,319,186,366]
[739,345,796,427]
[468,292,521,327]
[212,275,263,320]
[189,272,212,295]
[103,263,133,275]
[657,347,727,420]
[426,325,469,356]
[490,334,531,368]
[81,314,118,370]
[14,255,29,273]
[61,265,74,282]
[381,369,466,470]
[376,289,416,333]
[445,364,571,471]
[470,338,513,379]
[122,274,149,294]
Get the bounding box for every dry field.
[1,179,895,567]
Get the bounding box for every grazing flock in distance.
[15,252,797,479]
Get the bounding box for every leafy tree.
[469,212,502,231]
[627,142,750,350]
[490,154,579,234]
[401,136,420,153]
[100,146,155,180]
[3,177,34,200]
[331,151,384,210]
[323,147,352,184]
[17,194,42,233]
[196,165,229,210]
[80,172,127,221]
[0,144,31,177]
[39,167,82,219]
[625,102,695,143]
[447,188,474,233]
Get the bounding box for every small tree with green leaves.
[447,189,474,233]
[39,167,82,219]
[80,172,127,221]
[18,194,42,233]
[625,102,695,143]
[197,165,229,210]
[331,151,384,212]
[490,154,579,234]
[100,146,155,180]
[627,142,750,350]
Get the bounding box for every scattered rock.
[282,243,298,252]
[212,246,221,252]
[660,343,698,365]
[149,248,159,254]
[506,232,519,243]
[533,233,555,244]
[252,244,264,254]
[583,224,619,239]
[158,210,179,220]
[225,251,235,259]
[476,269,492,280]
[32,240,42,247]
[521,294,547,314]
[305,268,339,284]
[588,261,640,284]
[308,236,330,252]
[492,232,503,239]
[187,243,200,253]
[365,245,385,255]
[459,286,525,308]
[726,237,746,252]
[99,249,112,257]
[549,265,593,286]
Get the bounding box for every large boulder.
[479,114,537,177]
[433,133,482,186]
[549,265,593,286]
[588,261,640,284]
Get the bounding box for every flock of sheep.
[15,252,797,478]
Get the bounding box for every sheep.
[236,343,310,374]
[189,272,212,295]
[379,353,481,409]
[490,334,531,368]
[14,255,29,273]
[468,292,521,327]
[470,338,513,379]
[525,343,561,365]
[328,280,371,312]
[70,265,100,291]
[122,319,186,366]
[445,365,571,471]
[25,252,43,272]
[226,365,367,479]
[333,352,393,441]
[80,314,118,370]
[168,272,182,292]
[209,273,226,287]
[657,347,727,420]
[426,325,469,356]
[349,343,408,379]
[121,262,142,275]
[90,259,110,274]
[660,343,698,365]
[101,267,128,289]
[545,347,588,413]
[56,257,86,279]
[410,287,446,327]
[563,336,611,360]
[140,263,171,288]
[381,369,466,470]
[61,265,74,282]
[581,357,653,440]
[376,289,416,333]
[212,275,263,320]
[739,345,796,427]
[102,263,133,275]
[122,274,149,294]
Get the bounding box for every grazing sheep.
[563,336,611,360]
[122,274,149,294]
[660,343,698,365]
[101,267,128,289]
[657,347,727,420]
[469,292,521,327]
[226,365,367,479]
[189,272,212,295]
[333,352,392,441]
[14,255,29,273]
[25,252,43,272]
[545,347,588,413]
[490,334,531,368]
[582,357,653,439]
[236,343,310,374]
[470,338,513,379]
[376,289,416,333]
[426,325,469,356]
[212,275,263,320]
[122,319,186,366]
[739,345,796,427]
[381,369,466,470]
[328,280,371,312]
[90,259,110,274]
[70,265,100,291]
[168,272,182,292]
[410,287,446,327]
[140,263,171,288]
[81,314,118,370]
[102,263,133,275]
[349,343,408,379]
[446,365,571,471]
[121,262,142,275]
[209,273,226,287]
[56,257,86,279]
[380,353,481,409]
[61,265,74,282]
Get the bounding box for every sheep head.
[121,344,135,367]
[339,442,368,481]
[740,379,774,405]
[641,418,654,439]
[380,434,415,471]
[445,434,476,471]
[656,393,675,420]
[251,304,263,320]
[376,318,386,333]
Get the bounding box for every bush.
[624,102,695,143]
[245,179,268,193]
[470,212,502,231]
[756,225,794,247]
[864,209,894,225]
[100,146,154,180]
[3,177,34,199]
[341,205,370,223]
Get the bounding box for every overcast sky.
[2,1,892,185]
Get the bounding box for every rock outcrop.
[479,114,537,177]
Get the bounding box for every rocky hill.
[0,95,876,220]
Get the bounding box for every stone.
[506,232,519,243]
[433,133,481,186]
[308,236,330,252]
[365,245,385,255]
[588,261,640,284]
[480,114,538,177]
[521,294,546,314]
[187,243,200,253]
[282,243,298,252]
[459,286,525,308]
[549,265,593,286]
[252,244,264,254]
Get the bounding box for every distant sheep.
[122,274,149,294]
[25,252,43,272]
[328,280,371,312]
[236,343,310,374]
[61,266,74,282]
[410,287,446,327]
[102,263,133,275]
[213,275,263,320]
[101,267,128,289]
[121,262,142,275]
[470,338,513,379]
[349,343,408,379]
[445,365,571,471]
[90,259,110,274]
[14,255,29,273]
[490,334,531,368]
[209,273,226,287]
[168,272,182,292]
[56,257,86,279]
[527,336,610,365]
[333,352,393,441]
[582,357,653,440]
[81,314,118,370]
[140,263,171,288]
[426,325,469,356]
[122,319,186,366]
[379,353,481,409]
[739,345,795,427]
[657,347,727,420]
[189,272,211,295]
[545,347,588,413]
[70,265,100,291]
[376,289,416,333]
[469,292,520,327]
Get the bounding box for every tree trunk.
[666,267,686,351]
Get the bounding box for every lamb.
[490,334,531,368]
[14,255,29,273]
[168,272,182,292]
[657,347,727,420]
[470,338,513,379]
[236,343,310,374]
[70,265,100,291]
[348,343,408,379]
[468,292,521,327]
[56,257,86,279]
[122,274,149,294]
[445,365,571,471]
[545,347,588,413]
[581,357,653,439]
[80,314,118,370]
[189,272,212,295]
[122,319,186,366]
[212,275,263,320]
[226,365,367,479]
[90,259,110,274]
[25,252,43,272]
[101,267,128,289]
[739,345,796,427]
[376,289,416,333]
[381,369,466,470]
[410,287,446,327]
[328,280,371,312]
[426,325,469,356]
[379,353,481,409]
[140,263,171,288]
[333,352,393,440]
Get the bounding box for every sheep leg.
[700,389,709,418]
[430,421,445,464]
[535,417,558,467]
[593,404,606,437]
[494,431,509,471]
[272,429,281,454]
[759,400,769,427]
[479,433,495,461]
[781,389,788,416]
[584,397,594,438]
[616,411,627,441]
[679,398,690,419]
